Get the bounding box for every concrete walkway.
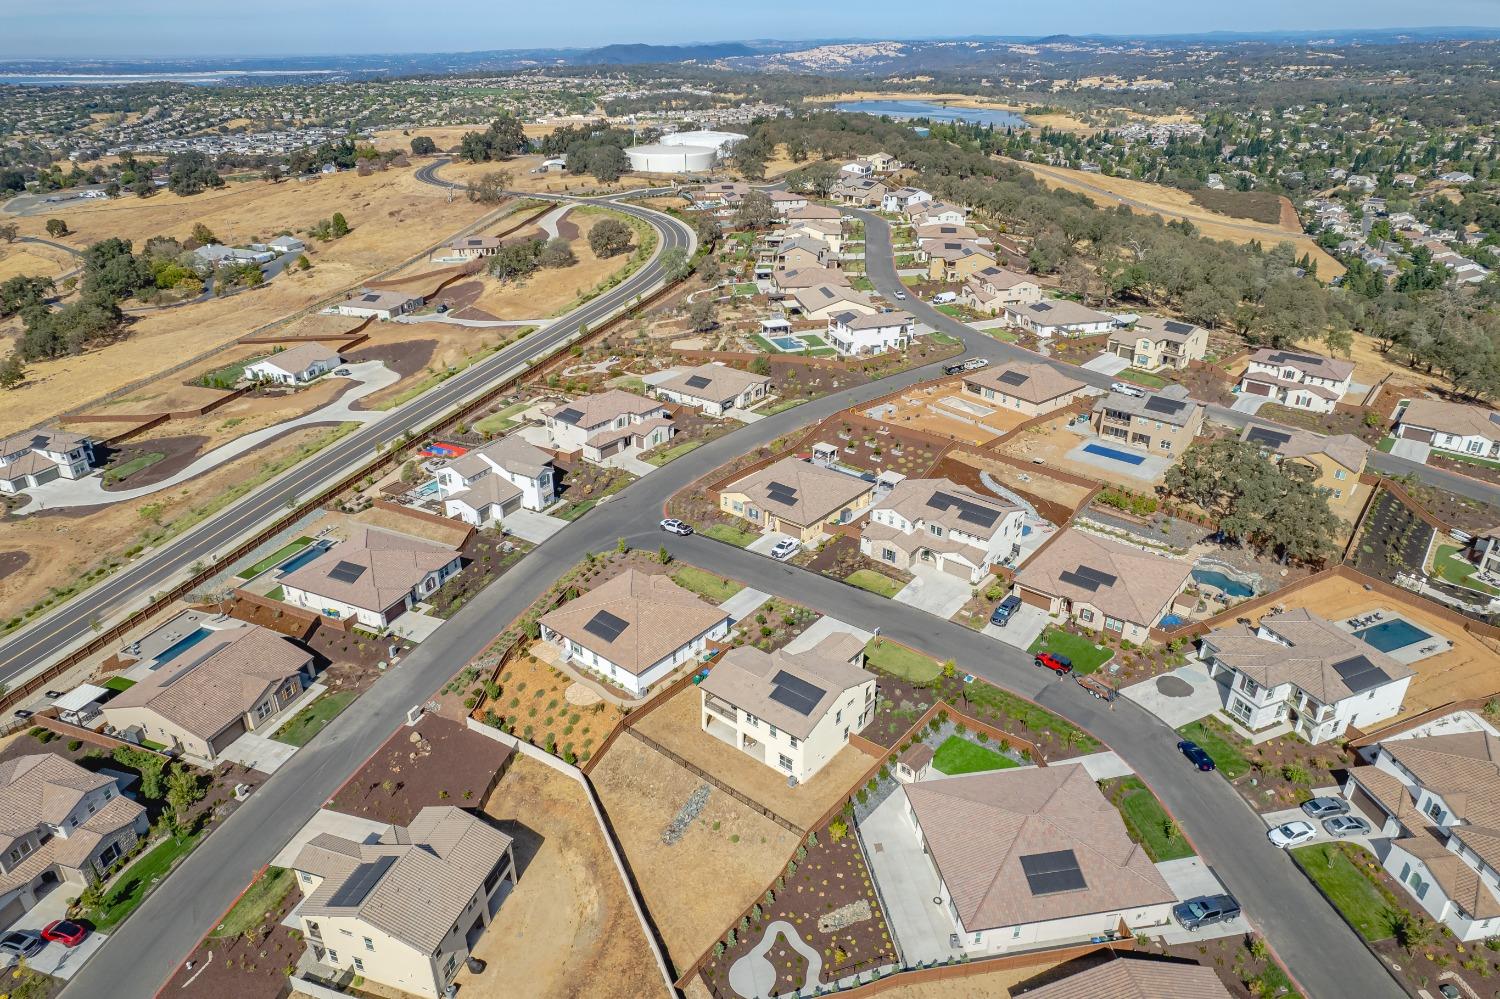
[727,920,823,999]
[860,791,962,964]
[19,361,399,513]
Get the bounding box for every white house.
[243,343,342,385]
[194,244,274,268]
[861,478,1025,583]
[651,363,772,417]
[881,187,932,213]
[1237,348,1355,414]
[279,525,462,630]
[1396,398,1500,461]
[839,161,874,177]
[1200,609,1414,744]
[435,435,557,525]
[767,190,808,215]
[537,569,731,697]
[1004,299,1117,338]
[336,289,423,320]
[1345,732,1500,941]
[909,201,966,225]
[699,632,876,783]
[541,389,673,464]
[826,310,915,356]
[0,428,96,494]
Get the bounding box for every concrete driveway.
[859,791,962,964]
[982,603,1048,650]
[218,730,297,774]
[893,571,971,618]
[0,885,109,980]
[719,586,770,622]
[1389,438,1431,463]
[504,508,569,544]
[784,615,872,654]
[1081,353,1130,376]
[748,531,799,557]
[1231,394,1271,414]
[1155,857,1253,944]
[1122,662,1225,728]
[1261,789,1381,854]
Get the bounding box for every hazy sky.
[5,0,1500,59]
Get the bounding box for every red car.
[41,920,88,947]
[1034,652,1074,676]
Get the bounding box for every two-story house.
[0,428,97,494]
[1237,348,1355,414]
[1395,397,1500,461]
[1200,609,1414,743]
[830,177,888,208]
[860,478,1025,583]
[909,201,966,226]
[1091,384,1204,455]
[961,267,1042,315]
[1106,316,1209,372]
[826,310,915,357]
[881,187,932,213]
[771,236,831,273]
[699,632,876,783]
[542,390,674,464]
[1241,425,1369,521]
[924,240,996,283]
[435,435,557,526]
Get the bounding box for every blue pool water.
[414,479,441,497]
[1192,568,1256,599]
[151,628,211,668]
[771,335,806,352]
[834,100,1030,128]
[1355,619,1433,653]
[276,540,332,574]
[1083,442,1145,466]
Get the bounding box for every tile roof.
[726,456,875,528]
[344,289,421,311]
[0,754,112,840]
[1093,383,1202,427]
[904,764,1173,932]
[832,310,913,331]
[1239,424,1369,473]
[469,435,553,478]
[538,569,729,676]
[0,791,144,895]
[1380,732,1500,830]
[1110,315,1206,346]
[791,284,875,313]
[774,267,850,290]
[970,266,1035,291]
[446,472,522,512]
[1021,956,1233,999]
[701,633,873,739]
[869,477,1020,539]
[279,524,459,614]
[1247,348,1355,382]
[1400,397,1500,441]
[1015,529,1192,627]
[0,428,89,457]
[543,389,663,429]
[656,363,771,403]
[1012,298,1115,327]
[256,342,342,376]
[1395,824,1500,918]
[1201,609,1413,705]
[964,361,1086,405]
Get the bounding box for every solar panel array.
[684,374,713,389]
[927,491,1000,529]
[584,609,630,644]
[1143,395,1185,416]
[765,481,799,506]
[360,293,381,302]
[997,370,1030,386]
[328,560,367,584]
[327,854,396,908]
[1032,302,1053,312]
[1019,849,1087,896]
[1057,564,1118,592]
[1163,320,1194,335]
[553,407,584,425]
[1267,350,1322,366]
[1333,654,1388,694]
[769,670,827,716]
[1245,427,1293,449]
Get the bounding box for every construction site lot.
[472,641,627,765]
[590,733,801,971]
[865,376,1030,446]
[0,164,498,435]
[456,755,665,999]
[632,680,878,832]
[935,448,1095,524]
[996,411,1166,487]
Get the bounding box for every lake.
[832,99,1029,128]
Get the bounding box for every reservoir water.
[833,99,1029,128]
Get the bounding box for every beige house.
[914,223,980,242]
[335,289,423,320]
[652,363,771,417]
[1092,384,1204,455]
[771,267,850,295]
[293,806,516,999]
[831,177,887,206]
[542,389,674,463]
[700,633,876,783]
[773,237,831,273]
[1005,299,1116,338]
[1396,397,1500,461]
[720,456,875,542]
[860,477,1025,583]
[909,201,966,225]
[962,361,1089,417]
[244,342,342,385]
[903,764,1174,955]
[103,624,315,764]
[1023,957,1232,999]
[961,266,1043,315]
[538,569,731,697]
[923,240,995,282]
[784,218,844,254]
[1242,425,1369,521]
[0,755,149,924]
[788,283,878,321]
[440,235,501,260]
[785,204,842,222]
[1012,528,1193,643]
[1107,316,1209,371]
[279,525,463,630]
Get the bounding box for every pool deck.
[1064,438,1171,483]
[1335,608,1450,666]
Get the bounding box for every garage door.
[941,558,973,580]
[1244,381,1274,397]
[0,896,24,928]
[1399,425,1434,444]
[1018,586,1051,610]
[1348,781,1391,827]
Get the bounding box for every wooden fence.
[824,936,1136,999]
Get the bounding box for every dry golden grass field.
[0,242,76,282]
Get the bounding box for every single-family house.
[268,234,306,254]
[1241,425,1368,520]
[881,187,932,213]
[961,267,1042,315]
[537,569,731,696]
[1106,316,1209,371]
[826,310,915,357]
[1012,528,1193,643]
[860,478,1024,583]
[0,755,148,924]
[336,289,423,320]
[652,363,771,417]
[1396,398,1500,461]
[962,361,1089,416]
[719,456,876,542]
[700,632,876,783]
[279,524,463,629]
[788,283,878,321]
[785,204,842,222]
[909,201,966,226]
[1092,384,1204,455]
[784,218,844,254]
[292,806,516,998]
[1005,299,1117,338]
[773,237,831,273]
[440,235,501,260]
[1237,349,1354,414]
[194,244,273,268]
[102,624,315,764]
[1022,957,1233,999]
[831,177,887,207]
[0,428,96,494]
[1200,609,1414,743]
[861,152,901,173]
[902,764,1174,955]
[914,223,981,243]
[244,343,342,385]
[542,389,674,463]
[767,190,808,215]
[839,161,874,177]
[923,240,995,283]
[693,182,750,211]
[771,267,850,296]
[435,435,557,525]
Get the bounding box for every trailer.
[1076,673,1117,701]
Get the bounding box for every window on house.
[1334,469,1347,480]
[327,950,339,964]
[746,713,759,727]
[1426,799,1448,824]
[1078,608,1095,623]
[353,957,365,972]
[778,754,794,771]
[1105,617,1124,632]
[789,736,799,748]
[835,709,842,724]
[363,937,374,951]
[928,524,944,537]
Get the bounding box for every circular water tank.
[658,130,748,156]
[626,143,716,174]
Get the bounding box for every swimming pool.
[414,480,441,498]
[276,540,332,574]
[1192,568,1256,599]
[1082,442,1145,466]
[151,628,211,669]
[1355,618,1434,653]
[770,335,807,352]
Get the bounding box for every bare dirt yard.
[468,229,637,319]
[457,755,665,999]
[590,734,800,971]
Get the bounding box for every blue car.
[1177,740,1216,772]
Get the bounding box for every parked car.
[435,303,449,314]
[1033,652,1073,675]
[1440,984,1462,999]
[1323,815,1372,838]
[944,361,966,375]
[1301,796,1350,820]
[12,709,32,721]
[932,291,958,304]
[659,518,693,536]
[990,594,1022,626]
[961,357,989,371]
[44,690,63,699]
[769,538,800,560]
[41,920,88,948]
[1172,894,1241,931]
[1110,381,1146,398]
[893,290,907,300]
[1177,740,1215,771]
[1268,820,1317,848]
[334,367,351,376]
[0,931,44,963]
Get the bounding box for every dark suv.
[1173,894,1241,931]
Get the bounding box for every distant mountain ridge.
[573,42,758,64]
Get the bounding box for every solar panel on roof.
[1076,565,1118,587]
[361,293,380,302]
[1268,351,1321,365]
[584,609,630,644]
[1333,654,1388,694]
[1032,302,1052,312]
[1163,320,1194,334]
[997,370,1030,386]
[553,407,584,425]
[769,670,826,716]
[684,374,713,389]
[327,854,396,908]
[328,560,367,584]
[927,491,1001,530]
[1246,427,1293,449]
[1143,396,1185,416]
[1059,564,1116,592]
[1019,850,1086,896]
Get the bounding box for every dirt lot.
[997,412,1168,487]
[458,756,665,999]
[871,377,1029,445]
[442,155,660,196]
[632,683,877,831]
[591,733,800,971]
[942,448,1094,516]
[468,222,636,319]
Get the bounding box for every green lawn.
[932,735,1019,775]
[103,452,166,485]
[644,439,706,466]
[1433,544,1500,596]
[845,569,904,597]
[236,536,314,579]
[731,282,758,296]
[863,638,941,682]
[703,523,761,547]
[212,867,295,939]
[929,331,963,346]
[850,277,875,292]
[87,829,206,930]
[474,400,531,436]
[1027,627,1114,675]
[101,676,136,692]
[264,585,285,602]
[1115,368,1169,389]
[1176,718,1252,779]
[197,354,264,388]
[273,690,357,748]
[1112,778,1195,862]
[1376,435,1397,454]
[1293,843,1392,941]
[670,566,744,603]
[935,305,967,319]
[612,375,647,394]
[799,334,829,347]
[750,334,780,353]
[759,398,808,416]
[984,328,1019,342]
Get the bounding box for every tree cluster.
[165,150,225,197]
[486,236,577,282]
[459,114,528,163]
[588,218,634,258]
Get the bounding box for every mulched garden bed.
[1151,934,1305,998]
[1349,489,1436,583]
[1430,452,1500,487]
[1258,403,1386,445]
[860,675,939,750]
[802,535,910,590]
[162,880,304,999]
[429,531,531,619]
[1395,478,1500,535]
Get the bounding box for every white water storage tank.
[658,130,748,156]
[626,143,716,174]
